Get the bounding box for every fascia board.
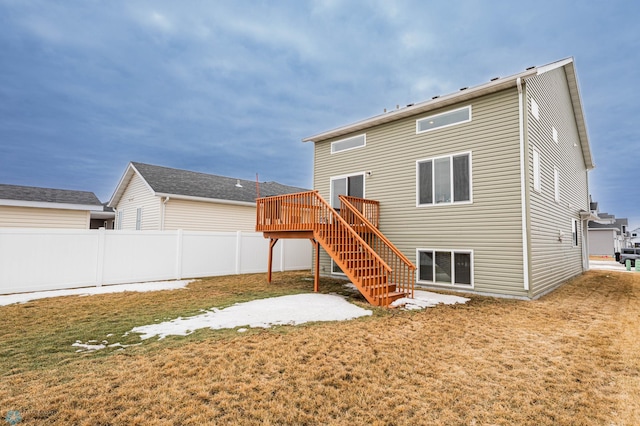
[303,69,537,143]
[0,199,102,211]
[155,193,256,207]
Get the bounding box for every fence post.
[235,231,242,275]
[96,228,106,287]
[175,229,183,280]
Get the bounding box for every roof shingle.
[131,162,308,203]
[0,184,102,206]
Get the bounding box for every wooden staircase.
[256,191,415,307]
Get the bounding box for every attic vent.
[490,77,499,81]
[235,180,243,188]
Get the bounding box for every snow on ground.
[72,340,141,353]
[0,280,193,306]
[589,260,638,273]
[391,290,470,310]
[130,293,373,340]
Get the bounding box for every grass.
[1,270,639,425]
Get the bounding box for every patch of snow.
[72,341,106,352]
[130,293,372,340]
[237,328,248,333]
[589,260,636,273]
[72,340,141,353]
[391,290,470,310]
[0,280,194,306]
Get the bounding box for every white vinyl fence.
[0,228,312,294]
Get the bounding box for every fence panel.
[181,231,238,277]
[101,231,179,285]
[0,229,99,293]
[0,229,311,295]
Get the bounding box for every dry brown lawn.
[1,270,639,425]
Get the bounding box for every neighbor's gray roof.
[0,183,102,206]
[124,162,308,204]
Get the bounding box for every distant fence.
[0,229,311,294]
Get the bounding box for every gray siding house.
[303,57,594,299]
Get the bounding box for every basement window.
[416,106,471,133]
[417,249,473,287]
[331,134,366,154]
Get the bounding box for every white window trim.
[416,248,474,288]
[416,151,473,207]
[135,207,142,230]
[416,105,472,134]
[531,98,539,120]
[331,134,366,154]
[330,172,366,276]
[116,210,124,230]
[553,167,560,202]
[533,148,541,193]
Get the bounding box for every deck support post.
[267,238,278,283]
[310,238,320,292]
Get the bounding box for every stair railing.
[256,191,395,305]
[339,195,415,298]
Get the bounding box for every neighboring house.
[588,211,630,256]
[90,203,116,230]
[0,184,103,229]
[631,228,640,248]
[260,57,594,301]
[109,162,307,232]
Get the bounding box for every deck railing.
[340,195,380,228]
[339,195,415,298]
[256,191,399,306]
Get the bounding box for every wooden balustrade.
[256,191,413,306]
[339,195,415,299]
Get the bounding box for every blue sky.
[0,0,638,228]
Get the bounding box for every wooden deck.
[256,191,415,307]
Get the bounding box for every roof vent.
[526,66,535,70]
[235,180,243,188]
[490,77,499,81]
[406,103,414,107]
[432,95,440,99]
[459,87,468,91]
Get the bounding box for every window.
[416,106,471,134]
[331,134,366,154]
[572,219,579,247]
[552,127,558,143]
[531,98,539,120]
[116,211,124,230]
[417,249,473,287]
[533,148,541,192]
[417,152,471,206]
[135,208,142,230]
[554,167,560,202]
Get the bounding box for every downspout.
[161,196,170,231]
[517,77,530,292]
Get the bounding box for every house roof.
[0,183,103,211]
[109,162,308,207]
[302,57,594,170]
